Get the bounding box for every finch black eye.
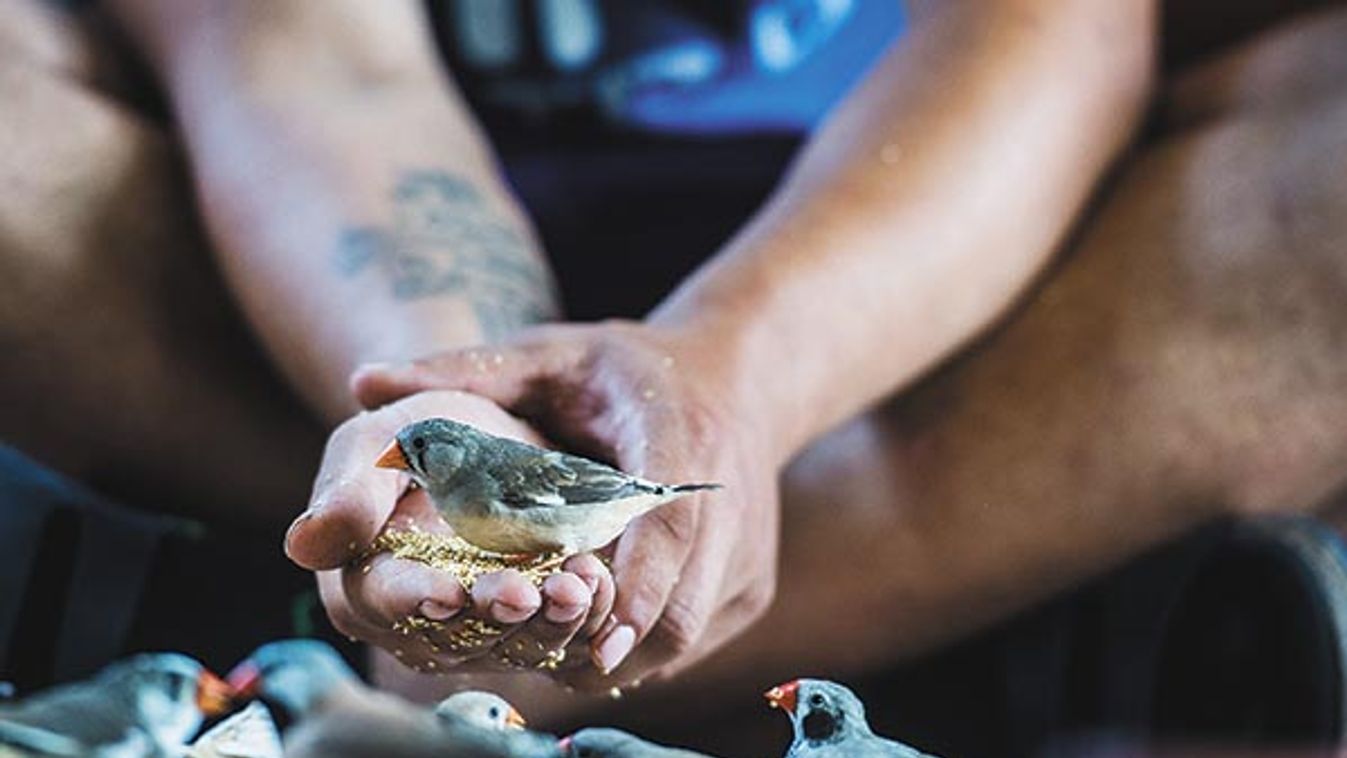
[489,707,500,719]
[810,694,825,707]
[412,437,426,450]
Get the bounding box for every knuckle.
[741,577,777,621]
[650,597,707,658]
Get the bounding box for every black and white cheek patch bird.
[765,679,939,758]
[375,418,721,555]
[0,653,234,758]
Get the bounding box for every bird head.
[765,678,873,745]
[226,640,358,719]
[375,418,478,488]
[100,653,234,748]
[434,689,527,731]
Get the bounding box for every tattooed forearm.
[335,170,560,340]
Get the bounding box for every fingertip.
[422,573,470,617]
[592,623,636,675]
[541,572,591,611]
[472,570,542,622]
[284,508,365,571]
[350,363,412,409]
[561,554,609,594]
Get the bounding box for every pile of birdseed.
[366,527,567,590]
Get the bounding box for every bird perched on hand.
[0,653,232,757]
[765,679,938,758]
[376,418,721,554]
[434,691,526,731]
[561,728,719,757]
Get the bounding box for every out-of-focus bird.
[185,701,282,758]
[434,691,527,731]
[226,640,362,723]
[0,653,232,757]
[561,728,719,757]
[765,679,937,758]
[228,640,557,756]
[287,707,564,758]
[375,418,720,554]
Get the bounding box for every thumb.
[284,410,405,571]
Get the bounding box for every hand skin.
[353,325,782,686]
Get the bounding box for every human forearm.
[653,0,1155,459]
[109,0,558,422]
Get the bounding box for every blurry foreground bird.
[435,690,527,731]
[231,640,557,757]
[376,418,720,554]
[765,679,938,758]
[0,653,232,757]
[226,640,362,723]
[561,728,719,757]
[286,706,562,758]
[186,701,282,758]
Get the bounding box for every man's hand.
[352,322,781,687]
[285,390,614,677]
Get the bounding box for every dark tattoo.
[335,170,559,340]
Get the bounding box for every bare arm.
[105,0,559,422]
[655,0,1157,461]
[104,0,628,690]
[348,0,1162,685]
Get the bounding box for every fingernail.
[284,511,316,544]
[419,600,460,621]
[545,600,584,624]
[578,574,600,593]
[490,601,537,625]
[593,624,635,674]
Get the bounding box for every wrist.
[647,303,816,467]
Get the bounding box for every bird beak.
[764,680,799,714]
[225,660,263,700]
[506,706,527,729]
[196,670,234,717]
[557,736,573,752]
[375,440,410,470]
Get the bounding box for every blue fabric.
[610,0,906,133]
[442,0,906,134]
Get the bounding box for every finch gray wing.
[487,445,652,509]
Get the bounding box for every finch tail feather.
[671,483,722,493]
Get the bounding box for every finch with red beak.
[766,679,939,757]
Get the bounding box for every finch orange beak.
[196,670,234,717]
[764,680,799,714]
[375,440,410,470]
[506,706,527,729]
[225,660,263,700]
